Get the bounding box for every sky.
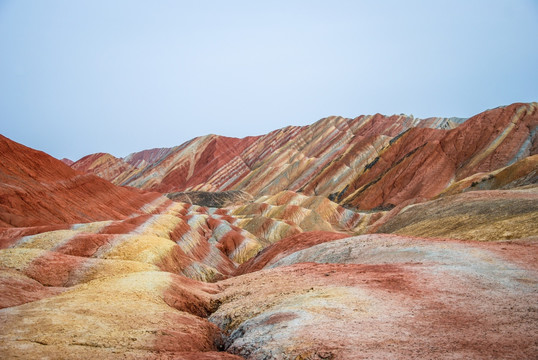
[1,1,537,161]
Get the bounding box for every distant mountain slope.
[71,152,138,185]
[60,158,74,166]
[70,102,537,210]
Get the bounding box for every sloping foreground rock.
[210,234,538,359]
[2,225,536,359]
[0,201,247,358]
[0,270,242,359]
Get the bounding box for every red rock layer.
[0,135,161,227]
[339,103,538,209]
[155,135,260,193]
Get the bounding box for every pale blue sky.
[1,0,537,160]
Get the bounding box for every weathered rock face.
[66,114,462,198]
[210,235,538,359]
[108,135,261,193]
[71,152,137,184]
[1,102,537,359]
[438,154,538,196]
[123,147,176,169]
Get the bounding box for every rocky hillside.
[1,102,537,359]
[72,103,536,211]
[0,135,162,229]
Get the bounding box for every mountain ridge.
[70,102,537,211]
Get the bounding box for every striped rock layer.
[72,102,537,211]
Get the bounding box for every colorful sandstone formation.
[1,102,537,358]
[71,103,536,211]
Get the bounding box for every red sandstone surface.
[211,237,537,359]
[339,103,538,209]
[0,135,162,228]
[1,102,537,359]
